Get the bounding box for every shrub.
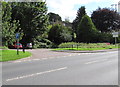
[0,46,8,49]
[33,38,53,48]
[59,42,78,48]
[76,15,99,43]
[98,33,114,43]
[58,42,116,49]
[48,24,73,45]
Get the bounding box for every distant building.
[62,21,72,28]
[118,1,120,14]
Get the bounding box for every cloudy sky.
[46,0,120,22]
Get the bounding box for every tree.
[76,15,99,43]
[11,2,49,46]
[65,17,70,23]
[48,24,72,44]
[91,8,120,32]
[48,12,62,24]
[2,2,21,46]
[72,6,86,33]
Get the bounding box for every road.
[2,50,118,85]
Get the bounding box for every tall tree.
[72,6,86,33]
[11,2,49,46]
[76,15,99,43]
[91,8,120,32]
[48,12,62,24]
[2,2,20,46]
[48,24,72,44]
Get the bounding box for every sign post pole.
[16,33,20,55]
[17,39,19,55]
[115,37,117,45]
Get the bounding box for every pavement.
[1,49,119,85]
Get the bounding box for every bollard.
[77,44,78,50]
[23,45,25,53]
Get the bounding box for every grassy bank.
[0,50,32,62]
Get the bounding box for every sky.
[46,0,120,22]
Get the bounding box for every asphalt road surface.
[2,50,118,85]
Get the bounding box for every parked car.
[26,43,32,49]
[8,42,22,49]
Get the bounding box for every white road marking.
[85,60,99,64]
[6,67,67,82]
[85,59,108,64]
[33,59,40,61]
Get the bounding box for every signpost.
[112,32,118,44]
[16,33,20,55]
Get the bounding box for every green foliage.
[33,37,53,48]
[72,6,86,33]
[2,2,21,46]
[48,12,62,24]
[59,42,79,48]
[48,24,73,45]
[98,33,114,43]
[0,46,8,49]
[11,2,49,45]
[76,15,99,43]
[58,42,117,49]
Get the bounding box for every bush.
[58,42,116,49]
[98,33,114,43]
[59,42,78,48]
[0,46,8,49]
[76,15,99,43]
[33,38,53,48]
[48,24,73,45]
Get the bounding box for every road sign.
[16,33,20,39]
[112,32,118,37]
[113,35,118,37]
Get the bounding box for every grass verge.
[53,42,118,51]
[0,50,32,62]
[52,46,118,51]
